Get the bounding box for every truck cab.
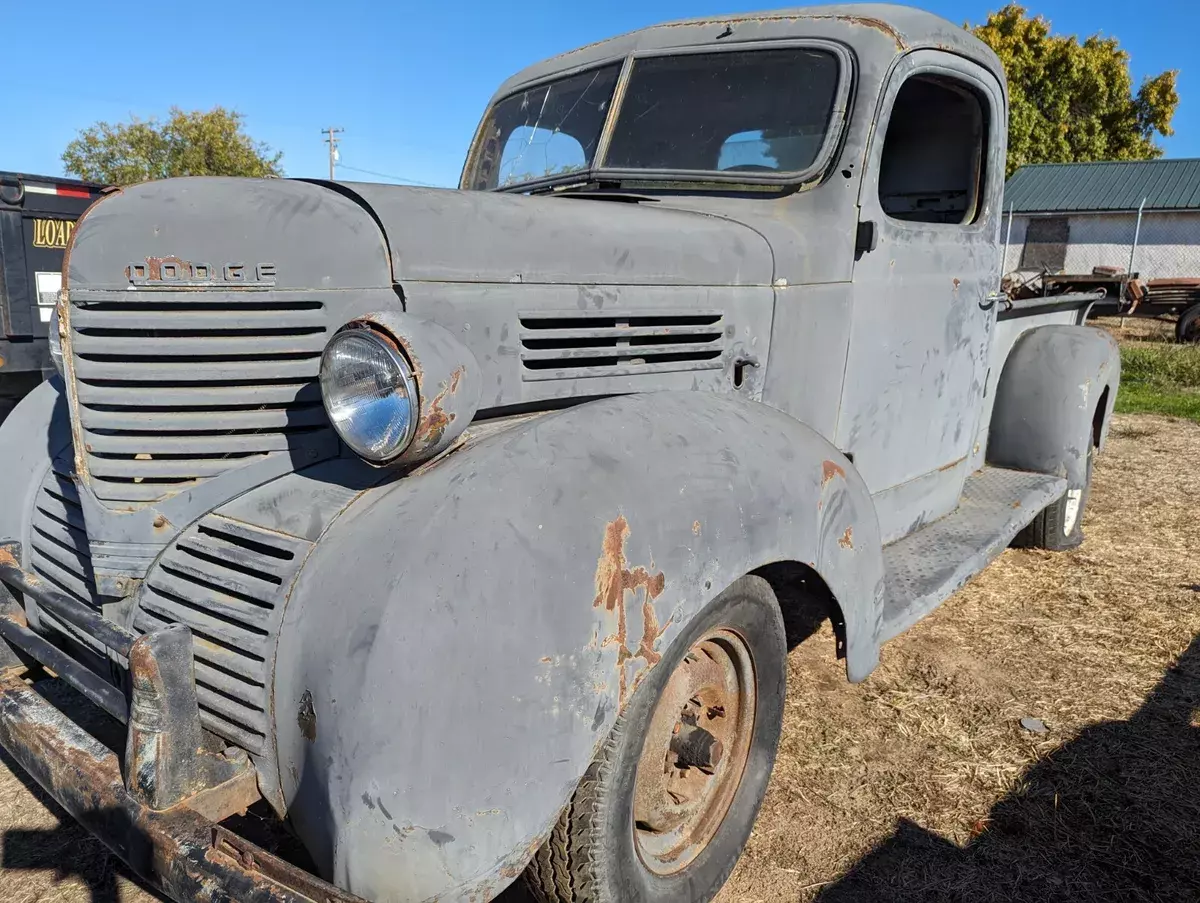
[0,7,1119,903]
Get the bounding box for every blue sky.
[6,0,1198,188]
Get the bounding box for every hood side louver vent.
[518,310,726,381]
[133,515,310,755]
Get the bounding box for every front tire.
[523,575,786,903]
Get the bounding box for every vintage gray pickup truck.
[0,5,1119,903]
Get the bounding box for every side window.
[878,75,988,225]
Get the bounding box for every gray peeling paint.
[0,5,1126,903]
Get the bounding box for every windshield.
[606,48,840,175]
[465,64,620,190]
[465,47,841,190]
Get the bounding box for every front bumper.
[0,542,363,903]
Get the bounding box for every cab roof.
[491,3,1002,101]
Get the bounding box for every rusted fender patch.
[593,515,670,705]
[417,365,465,449]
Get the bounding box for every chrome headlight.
[48,302,64,378]
[319,325,418,462]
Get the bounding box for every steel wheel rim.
[632,628,757,876]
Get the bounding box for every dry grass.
[1091,315,1178,345]
[718,412,1200,903]
[0,413,1196,902]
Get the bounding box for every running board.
[878,467,1067,642]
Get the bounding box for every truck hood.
[336,182,775,287]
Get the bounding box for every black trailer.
[0,172,107,417]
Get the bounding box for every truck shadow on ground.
[813,633,1200,903]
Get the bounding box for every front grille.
[133,515,310,755]
[69,296,336,505]
[518,310,727,381]
[27,461,106,657]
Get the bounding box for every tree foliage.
[62,107,283,185]
[972,5,1178,177]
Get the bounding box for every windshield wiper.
[528,179,660,203]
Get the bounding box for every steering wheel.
[721,164,777,173]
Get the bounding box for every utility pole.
[323,127,344,180]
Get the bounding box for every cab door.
[835,50,1006,542]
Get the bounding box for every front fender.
[987,325,1120,483]
[273,391,883,902]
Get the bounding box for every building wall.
[1003,211,1200,281]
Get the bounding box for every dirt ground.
[0,412,1197,902]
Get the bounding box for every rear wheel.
[1014,443,1095,551]
[523,575,786,903]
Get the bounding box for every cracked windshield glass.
[467,47,840,190]
[467,65,621,189]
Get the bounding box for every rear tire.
[1014,443,1094,551]
[1177,303,1200,344]
[523,575,786,903]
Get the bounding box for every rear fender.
[272,391,883,902]
[987,325,1120,482]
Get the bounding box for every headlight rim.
[319,322,420,464]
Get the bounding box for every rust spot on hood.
[822,460,846,486]
[838,527,854,550]
[594,516,668,703]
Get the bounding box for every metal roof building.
[1004,159,1200,214]
[1002,159,1200,281]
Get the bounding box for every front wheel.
[523,575,786,903]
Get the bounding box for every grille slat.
[75,382,320,407]
[73,357,320,381]
[146,573,274,630]
[136,608,265,684]
[140,591,269,657]
[195,661,267,706]
[84,431,318,455]
[153,559,279,607]
[27,466,110,663]
[71,296,332,503]
[70,307,327,331]
[72,331,329,356]
[133,514,310,756]
[88,457,268,481]
[80,406,329,432]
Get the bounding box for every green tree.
[972,5,1179,176]
[62,107,283,185]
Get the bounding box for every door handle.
[854,221,878,259]
[980,291,1007,311]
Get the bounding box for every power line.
[336,164,443,188]
[323,127,344,180]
